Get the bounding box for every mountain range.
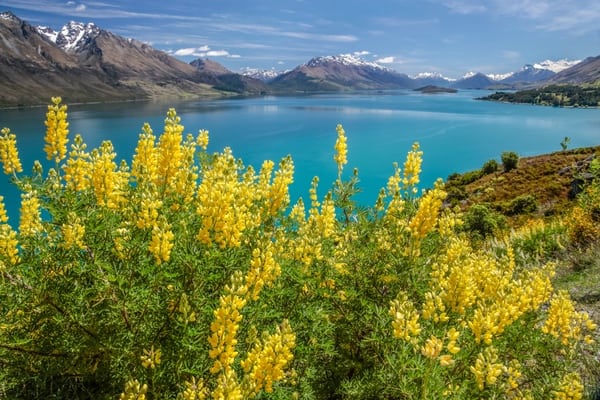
[0,11,598,107]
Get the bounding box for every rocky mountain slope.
[547,56,600,84]
[0,12,262,107]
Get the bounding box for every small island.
[414,85,458,94]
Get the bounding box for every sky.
[2,0,600,78]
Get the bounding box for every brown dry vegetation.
[447,145,600,225]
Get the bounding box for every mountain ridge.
[0,11,597,106]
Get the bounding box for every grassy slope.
[448,146,600,223]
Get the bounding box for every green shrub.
[482,159,499,174]
[501,151,519,172]
[463,203,506,239]
[504,194,538,215]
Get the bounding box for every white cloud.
[502,50,520,59]
[376,56,395,64]
[353,50,370,57]
[75,4,86,11]
[440,0,487,14]
[171,46,239,58]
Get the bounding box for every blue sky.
[3,0,599,78]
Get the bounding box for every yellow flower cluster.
[241,320,296,396]
[0,224,19,267]
[0,127,23,175]
[62,134,91,191]
[542,290,597,346]
[119,379,148,400]
[469,346,504,391]
[389,292,421,344]
[567,205,599,247]
[136,193,163,230]
[0,197,19,266]
[334,123,347,176]
[553,372,584,400]
[402,142,423,191]
[44,97,69,163]
[181,377,208,400]
[19,191,43,237]
[90,141,129,209]
[208,271,248,375]
[131,123,159,187]
[61,212,86,250]
[197,129,210,150]
[149,220,175,264]
[246,243,281,301]
[406,181,447,257]
[420,335,443,359]
[423,238,555,345]
[196,148,255,248]
[140,345,162,369]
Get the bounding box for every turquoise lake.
[1,90,599,221]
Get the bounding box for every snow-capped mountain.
[486,72,514,81]
[269,54,413,92]
[241,68,284,82]
[533,59,581,73]
[305,54,391,71]
[37,21,100,52]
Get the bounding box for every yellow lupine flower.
[140,346,161,369]
[197,129,209,151]
[157,108,184,188]
[553,372,584,400]
[420,335,443,359]
[542,290,597,346]
[334,123,347,175]
[402,142,423,190]
[90,141,129,209]
[181,377,207,400]
[19,191,42,236]
[240,319,296,395]
[61,213,86,250]
[0,224,19,265]
[131,123,158,186]
[0,196,7,223]
[196,148,254,248]
[469,346,503,391]
[246,243,281,301]
[208,271,248,375]
[0,127,23,175]
[136,193,163,230]
[149,220,175,264]
[63,134,91,191]
[389,293,421,344]
[44,96,69,163]
[119,379,148,400]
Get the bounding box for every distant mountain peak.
[305,54,389,71]
[37,20,100,52]
[241,67,283,82]
[0,11,19,22]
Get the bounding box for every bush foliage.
[0,98,597,399]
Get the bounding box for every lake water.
[1,90,599,221]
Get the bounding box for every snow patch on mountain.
[306,54,390,71]
[412,72,456,81]
[533,59,581,73]
[241,67,283,82]
[487,72,514,81]
[37,21,100,52]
